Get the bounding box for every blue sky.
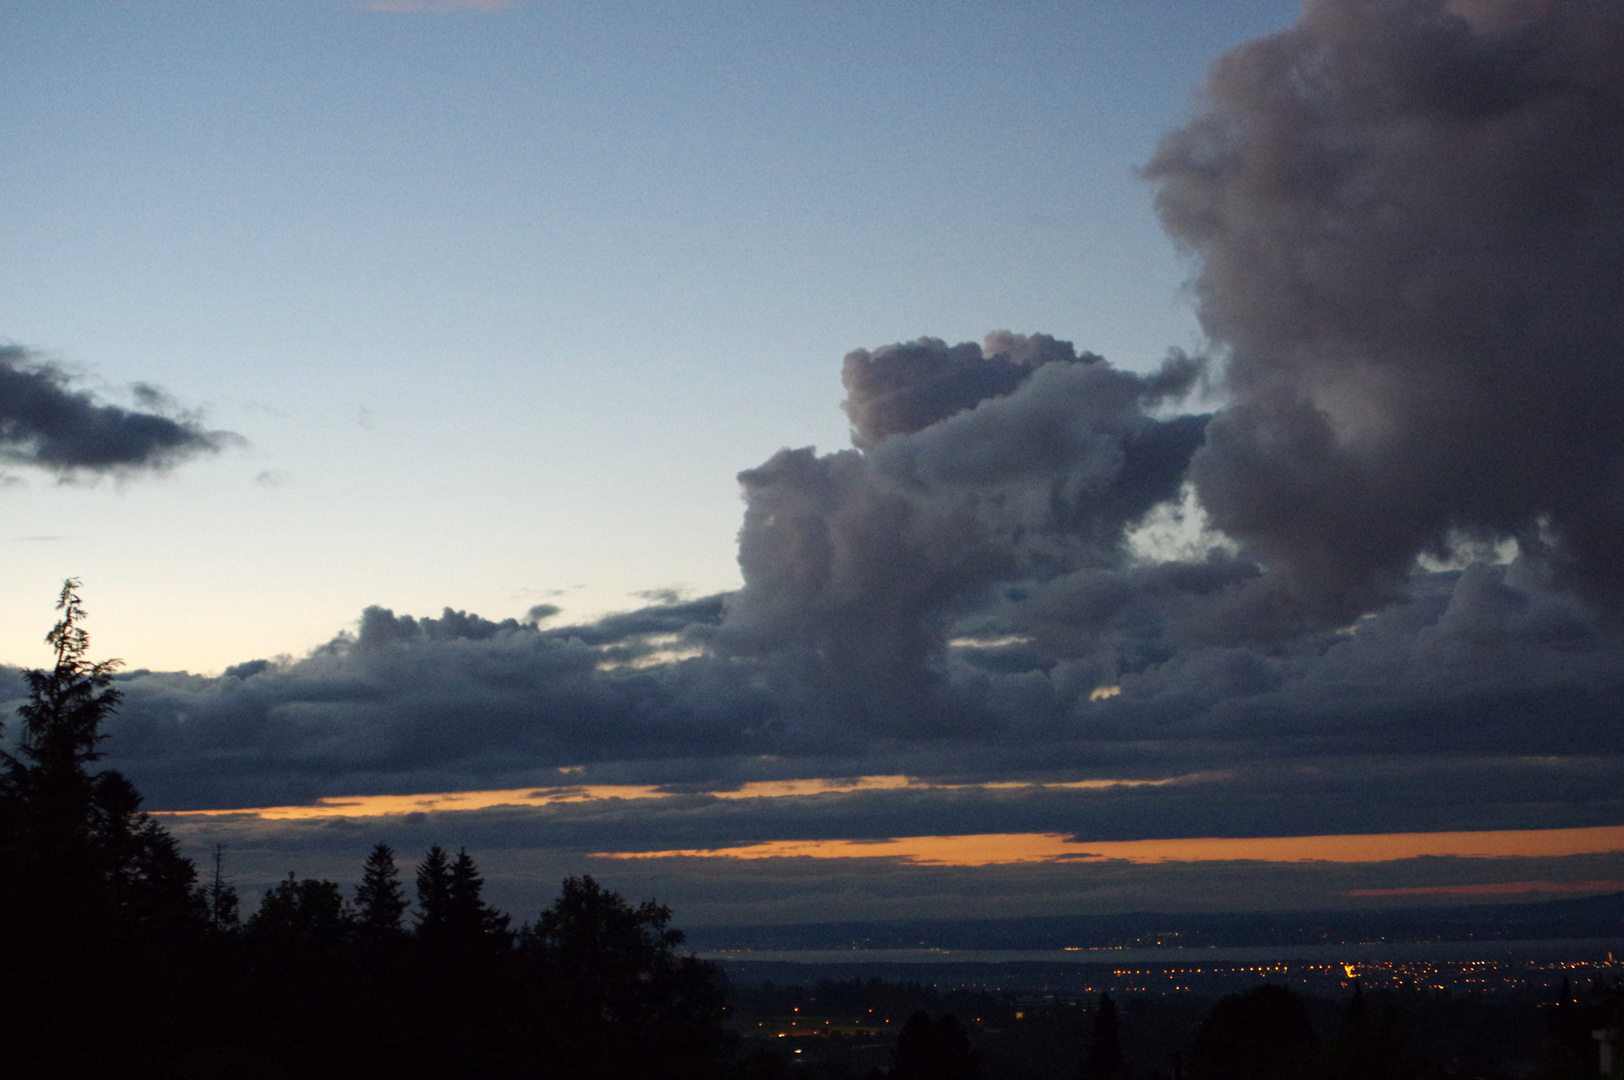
[0,0,1296,672]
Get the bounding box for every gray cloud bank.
[1149,0,1624,619]
[6,1,1624,869]
[0,345,230,474]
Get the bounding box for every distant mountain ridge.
[687,892,1624,952]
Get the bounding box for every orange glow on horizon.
[594,825,1624,868]
[153,774,1174,820]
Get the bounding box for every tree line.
[0,583,730,1079]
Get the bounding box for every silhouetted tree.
[1327,982,1407,1080]
[245,872,353,946]
[1083,992,1129,1080]
[1187,985,1323,1080]
[1,580,202,936]
[207,843,241,935]
[354,842,407,938]
[0,581,203,1077]
[1540,976,1614,1079]
[414,843,453,935]
[446,846,511,943]
[523,874,731,1078]
[891,1011,983,1080]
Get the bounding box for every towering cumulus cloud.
[718,334,1206,733]
[0,345,227,473]
[1147,0,1624,618]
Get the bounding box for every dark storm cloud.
[0,345,230,473]
[70,597,768,810]
[6,549,1604,822]
[164,792,1624,922]
[1146,0,1624,617]
[717,334,1207,733]
[840,332,1100,452]
[160,753,1624,855]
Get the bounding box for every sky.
[7,0,1624,927]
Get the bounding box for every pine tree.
[0,579,202,938]
[207,843,241,934]
[414,844,453,936]
[1082,992,1127,1080]
[0,581,204,1077]
[355,842,408,937]
[447,846,511,942]
[892,1012,982,1080]
[3,580,123,927]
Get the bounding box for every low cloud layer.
[0,345,230,475]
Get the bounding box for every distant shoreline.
[702,937,1624,965]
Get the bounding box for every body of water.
[700,937,1624,966]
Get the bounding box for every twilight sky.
[7,0,1624,925]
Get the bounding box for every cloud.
[840,333,1101,453]
[717,333,1208,733]
[0,345,233,475]
[155,797,1624,922]
[1145,0,1624,618]
[1349,880,1624,897]
[595,825,1624,867]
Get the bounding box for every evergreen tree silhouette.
[354,842,407,937]
[1327,982,1406,1080]
[414,844,454,936]
[1083,992,1129,1080]
[524,875,731,1078]
[2,581,201,935]
[245,872,353,946]
[207,843,241,934]
[3,579,135,931]
[447,846,511,943]
[0,581,203,1077]
[1187,985,1322,1080]
[891,1011,983,1080]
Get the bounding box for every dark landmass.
[689,891,1624,953]
[725,977,1567,1080]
